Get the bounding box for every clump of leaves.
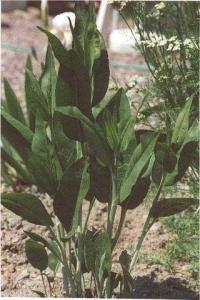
[1,2,199,298]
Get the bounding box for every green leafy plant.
[116,1,199,113]
[1,2,199,298]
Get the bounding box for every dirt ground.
[1,184,198,299]
[1,6,199,299]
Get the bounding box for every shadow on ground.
[131,275,198,299]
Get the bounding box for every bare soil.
[1,7,198,299]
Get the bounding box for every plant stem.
[112,207,127,250]
[106,161,119,298]
[48,226,76,296]
[40,271,48,297]
[129,213,155,273]
[44,274,52,297]
[83,197,95,234]
[76,209,84,296]
[129,175,165,273]
[107,165,118,238]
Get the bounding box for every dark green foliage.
[88,158,111,203]
[121,177,150,210]
[24,231,62,262]
[151,198,198,218]
[25,239,48,271]
[1,111,33,162]
[1,193,53,226]
[4,78,26,124]
[84,230,111,277]
[54,159,89,232]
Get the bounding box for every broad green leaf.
[92,41,109,106]
[1,193,53,226]
[78,3,109,105]
[120,134,158,201]
[155,143,177,173]
[184,119,199,143]
[48,252,60,272]
[25,69,49,121]
[152,160,163,185]
[24,231,48,245]
[141,154,155,178]
[39,28,91,121]
[70,160,90,232]
[92,89,118,120]
[28,114,62,195]
[2,111,33,143]
[101,110,119,151]
[163,148,177,173]
[171,98,193,144]
[55,65,85,141]
[1,148,33,184]
[47,240,61,271]
[38,26,74,65]
[121,177,150,210]
[56,106,113,166]
[164,141,197,186]
[73,1,107,89]
[151,198,198,218]
[84,229,96,272]
[25,55,35,131]
[1,112,32,161]
[40,45,57,116]
[119,118,134,153]
[88,159,111,203]
[4,78,26,124]
[74,1,88,49]
[1,162,14,186]
[51,114,77,170]
[39,27,92,120]
[84,230,111,276]
[94,232,111,277]
[118,89,132,126]
[25,239,48,271]
[95,88,125,123]
[24,231,62,263]
[53,159,88,232]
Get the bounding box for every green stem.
[76,209,83,296]
[107,166,118,238]
[48,226,76,297]
[44,274,52,297]
[129,175,165,273]
[112,207,127,250]
[40,271,48,297]
[83,197,95,235]
[106,161,119,298]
